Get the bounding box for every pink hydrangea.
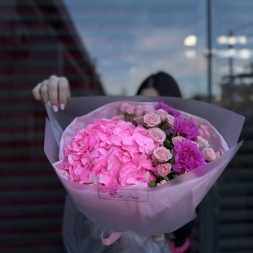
[130,126,160,155]
[118,155,156,186]
[155,102,181,118]
[63,118,159,187]
[172,117,199,140]
[173,139,206,174]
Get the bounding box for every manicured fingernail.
[48,101,51,108]
[53,105,58,112]
[60,103,65,110]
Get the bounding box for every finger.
[48,75,60,112]
[32,82,44,101]
[40,80,50,103]
[67,88,71,97]
[58,77,69,110]
[152,234,165,242]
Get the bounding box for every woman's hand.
[32,75,70,112]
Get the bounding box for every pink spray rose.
[144,113,161,127]
[157,163,172,177]
[135,105,143,110]
[134,116,144,125]
[202,147,216,161]
[144,109,156,114]
[153,147,172,162]
[195,136,209,149]
[148,128,166,144]
[112,115,125,121]
[134,107,144,117]
[166,114,176,128]
[189,115,201,127]
[119,102,129,113]
[173,139,206,174]
[155,102,181,118]
[172,136,186,144]
[125,105,134,114]
[215,149,223,159]
[156,108,168,121]
[133,126,160,155]
[198,125,210,139]
[157,180,167,186]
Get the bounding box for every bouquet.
[44,96,244,249]
[59,101,227,188]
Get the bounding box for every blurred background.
[0,0,252,252]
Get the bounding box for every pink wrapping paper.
[44,96,244,235]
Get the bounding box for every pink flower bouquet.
[44,96,244,244]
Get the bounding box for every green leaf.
[149,181,157,187]
[164,139,172,148]
[169,157,175,164]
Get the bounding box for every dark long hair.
[136,71,182,98]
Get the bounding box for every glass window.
[64,0,206,97]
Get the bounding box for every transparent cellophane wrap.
[44,96,244,253]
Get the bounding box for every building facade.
[0,0,104,252]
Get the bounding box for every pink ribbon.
[168,238,190,253]
[101,230,122,246]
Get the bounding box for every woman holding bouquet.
[32,72,193,253]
